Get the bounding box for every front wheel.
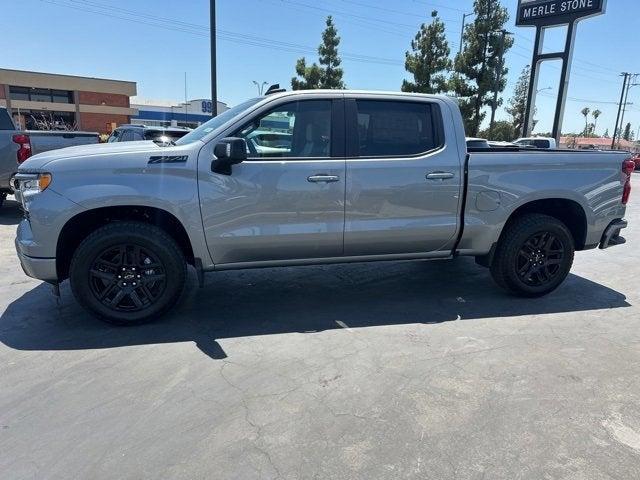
[490,214,575,297]
[70,222,186,325]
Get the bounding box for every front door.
[344,97,462,256]
[198,98,346,265]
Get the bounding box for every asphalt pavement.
[1,187,640,479]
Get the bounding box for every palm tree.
[581,107,590,137]
[592,109,602,136]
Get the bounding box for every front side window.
[235,100,332,159]
[108,130,122,142]
[120,130,135,142]
[355,100,440,157]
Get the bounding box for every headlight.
[15,173,52,211]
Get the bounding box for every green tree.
[623,122,632,141]
[292,16,345,90]
[580,107,590,136]
[479,120,515,141]
[401,10,451,94]
[506,65,531,137]
[592,109,602,135]
[603,128,610,138]
[452,0,514,136]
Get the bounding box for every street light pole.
[459,13,473,55]
[210,0,217,117]
[252,81,269,95]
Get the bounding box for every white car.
[514,137,557,149]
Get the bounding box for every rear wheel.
[70,222,186,325]
[490,214,575,297]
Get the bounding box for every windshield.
[175,97,263,145]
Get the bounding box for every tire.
[69,222,186,325]
[490,214,575,297]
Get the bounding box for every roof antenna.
[265,84,286,95]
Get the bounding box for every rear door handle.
[308,174,340,183]
[426,171,454,181]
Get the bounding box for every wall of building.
[0,68,137,134]
[81,113,130,134]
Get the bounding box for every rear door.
[344,95,462,256]
[198,95,347,265]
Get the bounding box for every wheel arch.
[500,198,589,251]
[56,205,195,281]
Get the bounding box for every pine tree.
[506,66,531,137]
[452,0,514,136]
[623,122,632,141]
[603,128,610,138]
[401,10,451,94]
[292,16,344,90]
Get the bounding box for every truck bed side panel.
[458,150,628,255]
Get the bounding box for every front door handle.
[426,171,454,181]
[308,174,340,183]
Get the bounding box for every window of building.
[51,89,74,104]
[9,86,74,104]
[355,100,440,157]
[31,88,53,102]
[9,86,30,101]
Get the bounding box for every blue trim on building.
[132,109,213,123]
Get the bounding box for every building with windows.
[0,68,137,133]
[130,98,229,129]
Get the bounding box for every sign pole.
[210,0,217,117]
[523,27,544,137]
[551,20,577,142]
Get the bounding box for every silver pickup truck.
[0,107,98,207]
[13,90,633,325]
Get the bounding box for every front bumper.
[15,220,58,282]
[599,219,628,249]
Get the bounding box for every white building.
[130,98,228,129]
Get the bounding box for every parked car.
[466,137,490,149]
[514,137,557,149]
[0,107,98,208]
[14,90,632,325]
[631,153,640,170]
[108,125,190,144]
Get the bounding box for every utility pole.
[459,13,473,55]
[489,29,512,137]
[210,0,217,117]
[612,73,629,149]
[617,74,639,147]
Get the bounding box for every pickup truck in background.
[0,106,98,207]
[13,90,633,325]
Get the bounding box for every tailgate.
[29,131,99,155]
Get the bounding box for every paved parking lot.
[1,187,640,479]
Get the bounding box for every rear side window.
[533,139,550,148]
[355,100,441,157]
[0,109,14,130]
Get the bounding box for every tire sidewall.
[70,224,186,325]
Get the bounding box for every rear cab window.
[351,99,443,157]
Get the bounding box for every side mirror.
[212,137,247,175]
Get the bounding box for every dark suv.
[108,125,190,144]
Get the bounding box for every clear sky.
[3,0,639,136]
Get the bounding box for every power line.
[40,0,405,67]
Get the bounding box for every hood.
[19,141,161,170]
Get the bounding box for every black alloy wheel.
[89,243,167,313]
[516,232,565,287]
